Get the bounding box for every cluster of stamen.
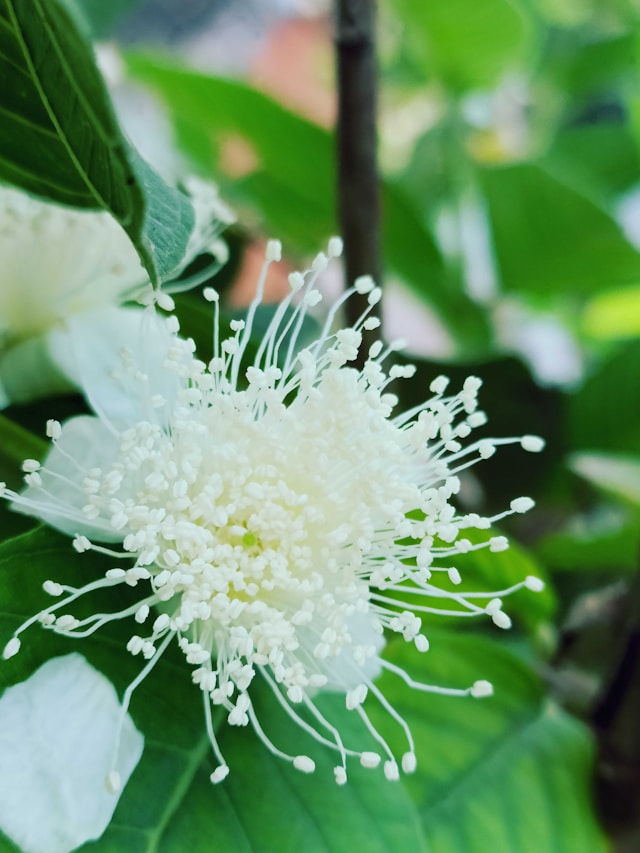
[1,238,544,790]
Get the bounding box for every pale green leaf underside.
[0,0,194,283]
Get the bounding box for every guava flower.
[0,181,233,406]
[1,238,544,788]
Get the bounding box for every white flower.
[1,239,544,786]
[0,653,143,853]
[0,181,233,407]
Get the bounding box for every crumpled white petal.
[0,653,144,853]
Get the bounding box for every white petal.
[14,415,122,541]
[47,306,181,430]
[0,654,144,853]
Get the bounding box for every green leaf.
[0,525,426,852]
[482,163,640,294]
[371,634,608,852]
[387,0,534,90]
[569,451,640,506]
[0,0,195,283]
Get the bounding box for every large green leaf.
[0,525,426,852]
[482,163,640,294]
[371,634,608,852]
[126,56,490,349]
[387,0,534,90]
[0,0,194,283]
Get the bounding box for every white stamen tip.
[155,291,175,312]
[266,239,282,262]
[510,496,535,514]
[293,755,315,774]
[414,634,429,652]
[135,605,150,624]
[46,419,62,440]
[360,752,381,769]
[2,637,20,659]
[447,567,462,585]
[463,376,482,394]
[312,253,328,273]
[492,610,512,630]
[521,435,545,453]
[368,340,383,359]
[354,274,375,294]
[368,287,382,306]
[22,459,41,473]
[429,375,450,395]
[203,287,219,302]
[471,680,494,698]
[43,580,63,596]
[72,535,91,553]
[525,575,545,592]
[489,536,509,552]
[288,271,305,291]
[105,770,121,794]
[402,752,417,774]
[328,236,343,257]
[384,760,400,781]
[210,765,230,784]
[334,766,347,785]
[105,568,126,580]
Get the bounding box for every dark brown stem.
[334,0,381,361]
[592,567,640,845]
